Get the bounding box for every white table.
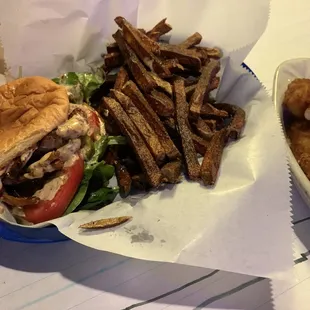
[2,1,310,309]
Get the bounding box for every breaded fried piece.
[174,78,200,180]
[190,59,221,118]
[201,129,227,185]
[122,81,181,160]
[103,97,163,187]
[287,120,310,180]
[110,89,166,165]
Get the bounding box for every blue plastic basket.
[0,62,256,244]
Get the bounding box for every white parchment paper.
[0,0,293,278]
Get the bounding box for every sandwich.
[0,76,107,224]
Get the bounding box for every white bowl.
[273,58,310,207]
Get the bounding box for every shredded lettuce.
[52,68,105,104]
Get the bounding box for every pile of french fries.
[100,16,246,195]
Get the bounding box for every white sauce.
[25,139,81,179]
[34,174,68,201]
[56,114,89,139]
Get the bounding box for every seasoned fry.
[192,46,222,59]
[200,103,229,118]
[215,103,246,139]
[179,32,202,49]
[107,42,119,53]
[193,118,214,141]
[103,52,123,69]
[201,129,227,185]
[161,161,182,183]
[185,83,197,101]
[147,31,161,41]
[103,97,163,187]
[110,89,166,165]
[204,119,217,131]
[190,59,221,118]
[131,174,149,191]
[122,81,181,160]
[121,19,170,76]
[160,43,202,70]
[174,78,200,180]
[79,216,132,229]
[148,72,173,96]
[114,67,129,90]
[162,59,185,72]
[115,16,161,55]
[115,161,132,198]
[210,77,220,91]
[113,30,157,93]
[146,90,175,117]
[186,77,219,102]
[191,133,209,156]
[98,17,245,192]
[146,18,172,41]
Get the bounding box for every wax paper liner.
[0,0,271,77]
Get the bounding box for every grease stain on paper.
[131,229,154,244]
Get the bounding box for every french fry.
[110,89,166,165]
[113,30,157,93]
[190,59,221,118]
[200,103,229,118]
[122,81,181,160]
[215,103,246,139]
[114,67,129,90]
[115,16,161,54]
[201,129,228,185]
[179,32,203,49]
[161,161,182,183]
[103,97,163,187]
[146,90,175,117]
[174,78,200,180]
[121,20,171,77]
[160,43,202,70]
[103,52,123,69]
[79,216,132,229]
[193,118,214,141]
[191,133,210,156]
[146,18,172,41]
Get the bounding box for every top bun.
[0,76,69,169]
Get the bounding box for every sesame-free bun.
[0,76,69,169]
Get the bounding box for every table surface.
[2,1,310,309]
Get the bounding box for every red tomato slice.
[23,156,84,224]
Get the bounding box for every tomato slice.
[23,156,84,224]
